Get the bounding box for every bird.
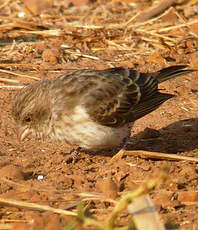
[12,65,195,152]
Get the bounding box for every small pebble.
[18,12,25,18]
[37,175,44,180]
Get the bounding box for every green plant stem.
[105,171,167,230]
[84,217,105,230]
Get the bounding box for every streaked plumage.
[12,65,195,150]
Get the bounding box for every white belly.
[51,105,131,150]
[66,121,131,150]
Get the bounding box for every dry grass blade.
[106,40,130,50]
[0,78,19,83]
[18,29,64,36]
[128,7,173,28]
[0,64,39,69]
[124,12,141,26]
[0,219,32,224]
[0,198,77,216]
[0,85,24,89]
[81,197,117,204]
[117,150,198,162]
[111,149,198,163]
[135,29,176,41]
[157,19,198,32]
[0,69,40,80]
[0,0,11,10]
[63,49,99,60]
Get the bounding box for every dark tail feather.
[154,65,196,83]
[130,93,174,122]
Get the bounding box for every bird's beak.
[18,126,32,141]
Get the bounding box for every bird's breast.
[51,105,131,150]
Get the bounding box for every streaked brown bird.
[12,65,195,151]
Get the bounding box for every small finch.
[12,65,195,151]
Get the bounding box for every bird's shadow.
[87,118,198,157]
[129,117,198,154]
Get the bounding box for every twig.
[136,0,176,22]
[0,198,77,216]
[113,150,198,162]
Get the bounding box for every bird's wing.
[82,67,171,127]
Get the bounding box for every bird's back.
[54,67,172,128]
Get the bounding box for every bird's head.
[12,81,52,141]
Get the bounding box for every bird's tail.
[131,93,174,122]
[153,65,196,83]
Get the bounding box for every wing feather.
[57,66,192,127]
[84,67,161,127]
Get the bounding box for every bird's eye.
[24,117,31,123]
